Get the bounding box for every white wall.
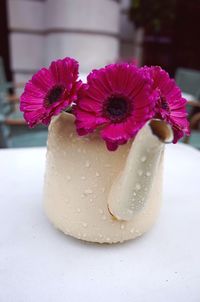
[7,0,45,82]
[7,0,121,82]
[7,0,136,82]
[119,0,135,61]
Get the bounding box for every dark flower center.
[44,85,65,107]
[104,96,130,122]
[160,96,170,112]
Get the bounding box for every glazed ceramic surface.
[43,113,169,243]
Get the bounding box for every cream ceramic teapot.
[19,57,189,244]
[43,112,173,243]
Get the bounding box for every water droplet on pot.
[85,160,90,168]
[136,183,141,190]
[138,169,143,176]
[95,172,100,177]
[141,156,147,162]
[77,208,81,213]
[81,176,86,180]
[99,209,104,214]
[82,222,88,228]
[102,215,106,220]
[105,163,111,168]
[146,171,151,177]
[84,189,93,194]
[130,228,135,234]
[120,224,125,230]
[67,175,71,181]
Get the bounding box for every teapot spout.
[108,120,173,221]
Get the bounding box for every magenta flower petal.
[101,122,132,146]
[74,63,155,151]
[143,66,190,143]
[20,57,81,127]
[74,108,108,135]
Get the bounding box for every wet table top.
[0,144,200,302]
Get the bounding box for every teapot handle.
[107,120,173,221]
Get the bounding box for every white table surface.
[0,144,200,302]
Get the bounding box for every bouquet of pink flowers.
[20,57,190,151]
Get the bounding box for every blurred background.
[0,0,200,149]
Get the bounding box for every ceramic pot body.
[43,113,165,243]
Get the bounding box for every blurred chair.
[184,110,200,149]
[0,56,22,117]
[0,56,23,102]
[0,100,48,148]
[0,57,48,148]
[176,68,200,149]
[7,122,48,148]
[175,67,200,97]
[175,67,200,114]
[0,106,48,148]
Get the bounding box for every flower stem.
[65,106,73,114]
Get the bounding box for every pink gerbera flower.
[144,66,190,143]
[20,57,81,127]
[74,63,155,151]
